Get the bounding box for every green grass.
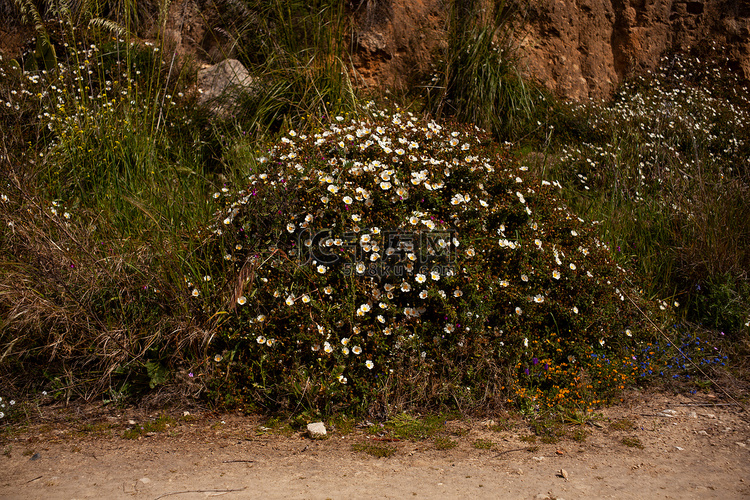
[385,414,446,441]
[434,436,457,450]
[621,436,644,449]
[609,419,635,431]
[122,414,176,439]
[471,438,494,450]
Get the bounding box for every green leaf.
[145,361,169,389]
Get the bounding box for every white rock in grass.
[307,422,327,438]
[197,59,255,116]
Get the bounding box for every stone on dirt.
[307,422,327,438]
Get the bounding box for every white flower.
[552,270,561,280]
[343,196,353,204]
[352,346,362,355]
[302,294,311,303]
[287,223,296,233]
[599,339,605,346]
[257,335,266,344]
[338,375,347,384]
[430,271,440,281]
[521,274,528,282]
[625,329,632,337]
[377,314,386,323]
[401,282,411,292]
[516,307,522,315]
[237,296,247,305]
[499,280,509,287]
[366,360,374,370]
[191,289,200,297]
[323,342,333,353]
[523,337,528,347]
[569,263,577,270]
[317,265,327,274]
[533,295,544,303]
[573,306,579,314]
[419,290,428,299]
[286,295,295,306]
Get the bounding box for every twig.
[25,476,43,484]
[221,459,254,463]
[153,487,247,499]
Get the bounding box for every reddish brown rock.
[350,0,750,100]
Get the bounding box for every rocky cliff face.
[352,0,750,100]
[5,0,745,102]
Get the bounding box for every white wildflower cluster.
[210,103,653,387]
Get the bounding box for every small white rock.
[139,477,151,484]
[307,421,327,438]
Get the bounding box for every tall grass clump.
[545,49,750,339]
[427,0,543,141]
[0,0,220,401]
[203,103,676,416]
[207,0,358,139]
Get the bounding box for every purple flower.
[532,357,539,365]
[524,368,530,375]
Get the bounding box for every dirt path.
[1,392,748,500]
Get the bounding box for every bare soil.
[1,391,748,500]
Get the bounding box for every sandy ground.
[1,391,748,500]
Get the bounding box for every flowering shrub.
[206,104,670,414]
[550,50,750,338]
